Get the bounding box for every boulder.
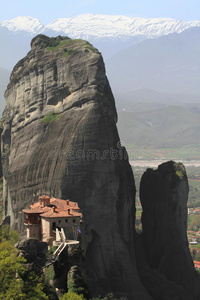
[16,238,48,274]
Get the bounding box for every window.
[73,219,76,223]
[58,220,61,224]
[52,222,56,230]
[65,219,68,223]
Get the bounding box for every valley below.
[126,145,200,166]
[131,160,200,168]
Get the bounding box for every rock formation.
[2,34,150,299]
[3,34,199,300]
[67,265,90,299]
[140,161,200,300]
[15,238,48,274]
[53,244,69,291]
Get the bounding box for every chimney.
[68,209,70,215]
[39,195,50,207]
[66,200,69,205]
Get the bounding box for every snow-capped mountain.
[0,16,43,35]
[1,14,200,39]
[43,13,200,39]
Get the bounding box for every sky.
[1,0,200,24]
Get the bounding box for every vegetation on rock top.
[31,34,70,49]
[46,39,74,51]
[173,162,185,179]
[45,36,97,55]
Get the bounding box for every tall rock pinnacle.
[140,161,200,300]
[2,35,150,299]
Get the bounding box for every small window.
[65,219,68,223]
[73,219,76,223]
[52,222,56,230]
[58,220,61,224]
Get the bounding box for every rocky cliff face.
[3,34,199,300]
[140,161,200,300]
[2,35,150,299]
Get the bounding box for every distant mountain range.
[1,14,200,38]
[1,14,200,69]
[107,26,200,97]
[0,67,10,116]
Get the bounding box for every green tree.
[0,226,49,300]
[61,291,85,299]
[0,225,20,244]
[0,239,26,297]
[22,272,48,300]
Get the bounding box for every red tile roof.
[23,196,82,219]
[41,209,82,218]
[23,206,50,214]
[194,261,200,269]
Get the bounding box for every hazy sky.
[1,0,200,24]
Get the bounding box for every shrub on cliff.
[41,113,61,124]
[61,291,85,299]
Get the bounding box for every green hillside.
[117,104,200,149]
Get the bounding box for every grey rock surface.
[140,161,200,300]
[2,35,151,299]
[16,238,48,274]
[67,265,90,299]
